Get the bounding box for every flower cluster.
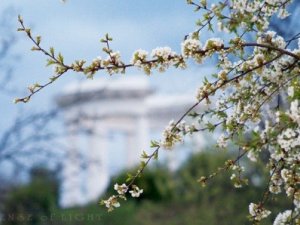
[273,210,293,225]
[131,49,148,66]
[181,38,202,58]
[227,0,292,31]
[151,47,175,61]
[160,120,183,150]
[217,134,227,148]
[102,183,144,211]
[249,203,271,221]
[103,195,120,212]
[257,31,286,50]
[196,83,214,101]
[230,164,247,188]
[114,183,128,195]
[203,38,224,51]
[129,185,143,197]
[277,128,299,151]
[160,120,198,150]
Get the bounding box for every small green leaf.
[188,111,199,118]
[46,59,56,67]
[36,36,41,45]
[126,173,133,182]
[153,151,158,160]
[58,53,64,64]
[140,161,146,168]
[49,76,58,82]
[18,15,23,23]
[206,122,216,132]
[31,46,39,51]
[25,28,31,35]
[141,150,149,159]
[50,47,55,56]
[150,140,160,148]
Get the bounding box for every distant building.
[57,76,205,208]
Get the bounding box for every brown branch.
[242,43,300,60]
[16,14,300,104]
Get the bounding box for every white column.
[126,130,137,168]
[60,124,84,208]
[126,115,149,168]
[137,115,149,152]
[84,123,109,202]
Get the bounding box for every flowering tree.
[15,0,300,224]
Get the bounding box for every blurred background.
[0,1,299,225]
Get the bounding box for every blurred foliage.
[1,168,58,225]
[0,151,292,225]
[107,164,176,202]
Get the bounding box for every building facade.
[57,76,204,208]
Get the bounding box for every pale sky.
[0,0,214,131]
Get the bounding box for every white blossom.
[287,87,294,97]
[273,210,292,225]
[131,49,148,66]
[129,185,143,198]
[103,195,121,211]
[114,183,128,195]
[249,203,271,221]
[288,100,300,125]
[247,151,258,162]
[217,134,227,148]
[203,38,224,51]
[161,120,183,150]
[92,56,102,64]
[181,38,202,58]
[151,47,175,61]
